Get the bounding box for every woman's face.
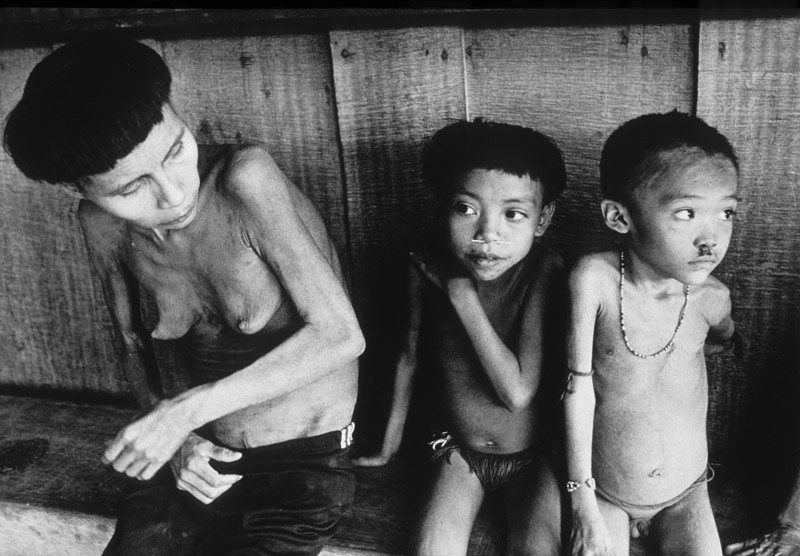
[77,104,200,231]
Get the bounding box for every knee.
[408,525,468,556]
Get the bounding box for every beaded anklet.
[619,251,690,359]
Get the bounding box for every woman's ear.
[59,182,85,199]
[534,202,556,237]
[600,199,631,234]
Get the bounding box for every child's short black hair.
[600,110,738,204]
[4,38,171,185]
[422,118,566,207]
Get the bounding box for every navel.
[649,468,662,478]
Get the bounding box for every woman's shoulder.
[211,143,287,198]
[77,200,128,257]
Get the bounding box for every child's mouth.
[466,254,502,267]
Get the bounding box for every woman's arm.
[354,263,423,466]
[79,201,161,410]
[102,148,364,479]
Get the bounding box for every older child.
[4,39,364,555]
[564,111,740,555]
[355,118,567,554]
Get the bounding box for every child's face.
[447,169,552,281]
[77,103,201,231]
[626,153,739,285]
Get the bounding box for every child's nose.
[695,228,718,250]
[476,214,502,243]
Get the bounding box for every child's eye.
[674,209,694,220]
[453,203,477,216]
[505,210,527,222]
[719,208,737,221]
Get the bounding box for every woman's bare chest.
[125,227,286,340]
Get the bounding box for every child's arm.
[564,258,616,555]
[426,255,561,411]
[354,263,424,466]
[703,280,740,356]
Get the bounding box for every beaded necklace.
[619,251,690,359]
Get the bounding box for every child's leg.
[649,482,722,556]
[409,451,484,556]
[503,455,564,555]
[596,496,632,555]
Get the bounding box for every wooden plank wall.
[0,14,798,460]
[697,18,800,487]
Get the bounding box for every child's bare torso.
[421,248,559,454]
[589,252,715,506]
[93,147,357,449]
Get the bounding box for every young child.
[4,39,364,555]
[564,111,740,555]
[355,118,567,554]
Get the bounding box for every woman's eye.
[506,210,527,222]
[168,141,185,160]
[674,209,694,220]
[119,182,142,198]
[454,203,477,216]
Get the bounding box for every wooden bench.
[0,394,762,555]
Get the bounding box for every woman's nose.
[154,170,185,209]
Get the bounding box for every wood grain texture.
[698,18,800,477]
[161,34,349,269]
[465,23,695,258]
[0,34,348,398]
[329,27,467,439]
[0,46,128,396]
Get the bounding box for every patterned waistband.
[209,423,356,473]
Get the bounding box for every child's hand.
[352,451,394,467]
[569,507,617,556]
[410,251,473,299]
[725,524,800,555]
[410,251,446,290]
[169,432,243,504]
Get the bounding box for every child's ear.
[59,182,85,199]
[534,202,556,237]
[600,199,631,234]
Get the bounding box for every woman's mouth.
[163,199,196,226]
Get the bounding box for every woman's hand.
[170,433,243,504]
[725,525,800,556]
[102,397,198,481]
[569,506,617,556]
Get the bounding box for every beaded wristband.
[566,477,596,493]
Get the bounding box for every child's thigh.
[503,456,564,556]
[596,496,632,556]
[649,483,721,556]
[409,452,485,556]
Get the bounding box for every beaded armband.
[566,477,596,493]
[560,367,595,400]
